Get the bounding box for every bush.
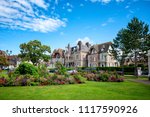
[0,72,9,86]
[38,64,49,78]
[100,73,110,81]
[85,73,96,81]
[66,77,76,84]
[13,74,35,86]
[30,82,39,86]
[73,74,85,83]
[14,62,38,76]
[108,76,124,82]
[55,62,67,75]
[0,78,7,86]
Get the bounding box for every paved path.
[127,79,150,85]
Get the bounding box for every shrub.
[100,73,110,81]
[38,64,49,78]
[85,73,96,81]
[14,62,39,76]
[39,77,49,85]
[66,77,76,84]
[73,74,85,83]
[55,62,67,75]
[30,82,39,86]
[108,76,124,82]
[0,72,9,86]
[13,74,35,86]
[0,78,7,86]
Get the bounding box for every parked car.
[67,70,77,74]
[142,70,148,75]
[49,69,57,73]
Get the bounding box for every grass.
[124,75,149,80]
[0,80,150,100]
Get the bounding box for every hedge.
[77,66,135,75]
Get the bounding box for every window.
[93,57,96,61]
[102,55,103,60]
[76,55,79,59]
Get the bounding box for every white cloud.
[101,0,111,3]
[67,9,72,12]
[89,0,124,3]
[101,17,115,27]
[90,0,111,4]
[116,0,124,2]
[30,0,48,9]
[80,4,84,7]
[107,18,114,23]
[55,0,59,5]
[101,23,107,26]
[66,2,73,8]
[125,5,129,9]
[0,0,66,33]
[76,37,94,45]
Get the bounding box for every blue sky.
[0,0,150,55]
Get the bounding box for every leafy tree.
[111,29,130,74]
[126,17,149,76]
[112,17,150,77]
[19,40,51,65]
[14,62,38,76]
[0,51,8,69]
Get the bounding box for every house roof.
[89,42,112,54]
[52,48,65,58]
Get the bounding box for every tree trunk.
[134,51,138,78]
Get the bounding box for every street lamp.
[147,50,150,80]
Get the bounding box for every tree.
[112,17,150,77]
[0,51,8,69]
[19,40,51,65]
[126,17,149,77]
[111,29,130,74]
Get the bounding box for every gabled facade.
[50,48,65,68]
[88,42,119,67]
[64,41,91,67]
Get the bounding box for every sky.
[0,0,150,55]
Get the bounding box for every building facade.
[64,41,91,67]
[50,41,119,68]
[87,42,118,67]
[50,48,65,68]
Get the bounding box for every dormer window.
[91,48,96,54]
[101,45,105,52]
[56,54,60,58]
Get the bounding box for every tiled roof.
[89,42,112,54]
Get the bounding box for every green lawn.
[0,80,150,100]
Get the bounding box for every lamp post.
[147,50,150,80]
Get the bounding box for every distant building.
[50,48,65,68]
[0,50,20,70]
[88,42,119,67]
[64,41,91,67]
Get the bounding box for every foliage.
[73,74,85,83]
[38,64,49,78]
[108,76,124,82]
[55,61,67,75]
[85,73,96,81]
[13,74,36,86]
[14,62,39,77]
[111,17,150,77]
[19,40,51,65]
[0,51,8,69]
[100,72,110,82]
[78,66,135,75]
